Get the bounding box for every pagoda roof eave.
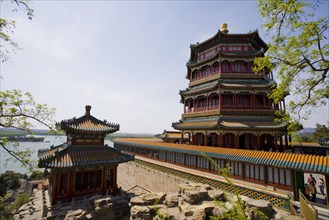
[187,49,265,68]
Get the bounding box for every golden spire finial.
[221,23,228,33]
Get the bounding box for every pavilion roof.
[57,105,119,134]
[113,138,329,174]
[38,145,134,169]
[188,29,268,64]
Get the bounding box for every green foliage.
[202,153,269,220]
[9,178,20,190]
[292,132,313,142]
[0,0,33,62]
[313,122,329,142]
[255,0,329,131]
[0,196,14,220]
[152,198,169,220]
[28,170,43,181]
[10,192,30,214]
[0,171,24,192]
[0,90,56,168]
[0,176,7,197]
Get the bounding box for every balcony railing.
[208,105,219,110]
[194,106,207,112]
[190,71,220,82]
[185,104,274,113]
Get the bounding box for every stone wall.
[117,161,185,193]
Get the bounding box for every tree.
[0,0,33,62]
[313,122,329,142]
[28,170,43,181]
[0,1,56,168]
[0,90,56,168]
[254,0,329,132]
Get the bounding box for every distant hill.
[0,128,60,137]
[297,127,315,134]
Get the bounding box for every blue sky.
[1,0,328,133]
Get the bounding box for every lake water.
[0,136,113,175]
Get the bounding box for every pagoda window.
[232,61,246,73]
[195,133,205,145]
[237,93,251,108]
[224,133,234,148]
[200,66,211,78]
[208,93,219,109]
[212,62,220,73]
[195,96,207,111]
[222,94,233,108]
[191,70,198,81]
[222,61,230,73]
[59,174,68,196]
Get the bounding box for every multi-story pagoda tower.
[172,23,288,151]
[39,105,134,205]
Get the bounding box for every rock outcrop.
[129,182,293,220]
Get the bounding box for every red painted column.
[184,101,186,114]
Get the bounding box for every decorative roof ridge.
[190,29,261,49]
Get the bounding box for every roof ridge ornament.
[220,23,228,34]
[85,105,91,116]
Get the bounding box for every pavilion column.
[257,134,260,150]
[67,171,75,202]
[113,167,117,194]
[102,167,107,195]
[234,134,240,148]
[274,136,278,151]
[51,172,59,205]
[219,94,222,109]
[280,136,283,151]
[181,131,184,144]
